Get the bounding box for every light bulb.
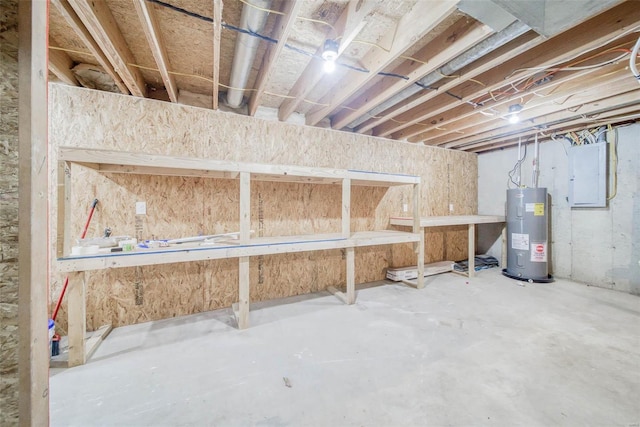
[508,104,522,124]
[323,60,336,73]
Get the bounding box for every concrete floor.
[50,269,640,426]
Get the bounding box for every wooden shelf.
[59,147,419,186]
[57,230,419,273]
[390,215,505,227]
[58,146,424,365]
[390,215,506,279]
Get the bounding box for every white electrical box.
[568,142,607,208]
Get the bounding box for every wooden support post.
[342,178,355,304]
[238,256,250,329]
[346,247,355,304]
[56,161,72,258]
[18,0,50,423]
[413,183,425,289]
[238,172,250,328]
[468,223,476,278]
[239,172,250,243]
[67,271,86,367]
[342,178,350,238]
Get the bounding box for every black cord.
[146,0,472,104]
[147,0,211,22]
[145,0,481,102]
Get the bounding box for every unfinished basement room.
[2,0,640,425]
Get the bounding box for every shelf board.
[57,230,419,272]
[390,215,506,228]
[59,147,419,186]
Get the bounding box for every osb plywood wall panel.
[49,84,477,331]
[0,0,19,423]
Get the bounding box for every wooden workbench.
[390,215,505,277]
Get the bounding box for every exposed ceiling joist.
[48,48,79,86]
[47,0,638,152]
[305,0,460,126]
[68,0,146,97]
[432,66,632,146]
[277,0,376,122]
[412,63,630,144]
[468,102,640,153]
[51,0,129,95]
[331,19,493,130]
[212,0,223,110]
[389,4,640,141]
[356,31,541,135]
[133,0,177,102]
[248,0,303,116]
[445,87,640,149]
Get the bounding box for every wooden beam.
[342,178,351,238]
[67,272,86,367]
[397,35,639,143]
[248,0,302,116]
[68,0,146,97]
[84,324,113,361]
[57,231,420,272]
[51,0,129,94]
[278,0,376,122]
[468,223,475,278]
[238,256,250,329]
[305,0,459,126]
[330,19,493,130]
[18,0,50,422]
[327,286,349,304]
[469,108,640,153]
[238,171,251,329]
[212,0,222,109]
[357,31,541,135]
[133,0,177,102]
[413,183,424,289]
[383,2,640,140]
[48,48,79,85]
[346,247,355,304]
[455,90,640,151]
[430,66,631,147]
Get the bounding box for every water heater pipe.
[517,137,522,187]
[532,133,540,188]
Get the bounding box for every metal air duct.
[348,21,530,129]
[226,0,272,109]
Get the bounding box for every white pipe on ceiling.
[226,0,272,109]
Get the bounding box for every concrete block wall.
[478,123,639,294]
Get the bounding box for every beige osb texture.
[48,4,97,66]
[0,0,19,424]
[49,84,477,332]
[47,0,434,114]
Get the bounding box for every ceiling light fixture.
[322,39,339,73]
[508,104,523,124]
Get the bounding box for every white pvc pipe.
[631,35,640,85]
[532,133,539,188]
[517,137,522,187]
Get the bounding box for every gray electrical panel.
[568,142,607,208]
